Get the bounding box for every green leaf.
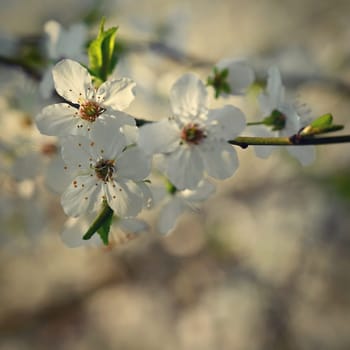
[88,18,118,83]
[83,202,114,245]
[300,113,344,136]
[97,212,113,245]
[310,113,333,128]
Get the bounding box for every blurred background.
[1,0,350,349]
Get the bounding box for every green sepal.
[88,18,118,84]
[97,212,113,245]
[262,109,286,131]
[300,113,344,136]
[207,67,231,99]
[83,201,114,245]
[165,179,177,195]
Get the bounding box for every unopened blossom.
[152,180,215,235]
[214,58,255,96]
[60,118,151,218]
[36,59,136,137]
[62,215,148,248]
[251,66,315,166]
[138,73,246,190]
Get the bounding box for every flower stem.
[230,134,350,149]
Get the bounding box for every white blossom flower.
[138,73,246,189]
[36,59,136,137]
[39,20,88,98]
[152,180,215,235]
[216,58,255,95]
[252,66,315,166]
[61,214,148,248]
[60,118,151,218]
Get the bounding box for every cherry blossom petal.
[118,218,149,234]
[207,105,246,140]
[170,73,208,118]
[116,146,151,181]
[158,196,186,234]
[90,118,127,160]
[97,78,136,111]
[217,59,255,95]
[36,103,80,136]
[100,111,136,128]
[60,135,93,172]
[104,180,143,217]
[52,59,93,103]
[183,180,216,202]
[45,154,72,194]
[61,176,103,217]
[287,145,316,166]
[61,216,101,248]
[259,66,285,114]
[200,142,239,180]
[166,146,204,190]
[138,120,180,155]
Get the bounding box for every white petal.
[102,111,136,127]
[61,216,100,248]
[217,59,255,95]
[60,135,93,172]
[207,105,246,140]
[170,73,208,118]
[57,23,88,59]
[45,154,72,193]
[183,180,216,202]
[116,146,151,181]
[158,196,186,234]
[97,78,136,111]
[201,142,239,180]
[166,146,204,190]
[52,59,93,104]
[138,120,180,155]
[259,66,285,114]
[90,118,127,160]
[105,180,143,217]
[287,145,316,166]
[39,67,54,99]
[44,20,61,59]
[118,218,149,234]
[61,175,103,217]
[36,103,80,136]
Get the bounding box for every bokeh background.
[1,0,350,349]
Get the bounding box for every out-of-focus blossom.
[61,214,148,248]
[39,20,89,98]
[251,66,315,166]
[152,179,215,235]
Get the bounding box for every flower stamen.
[94,159,115,182]
[181,123,207,145]
[79,100,105,122]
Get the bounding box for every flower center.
[181,123,206,145]
[79,100,105,122]
[263,109,287,131]
[94,159,115,182]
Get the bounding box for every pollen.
[181,123,207,145]
[94,159,115,182]
[79,100,105,122]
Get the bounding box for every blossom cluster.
[33,48,319,247]
[13,19,320,248]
